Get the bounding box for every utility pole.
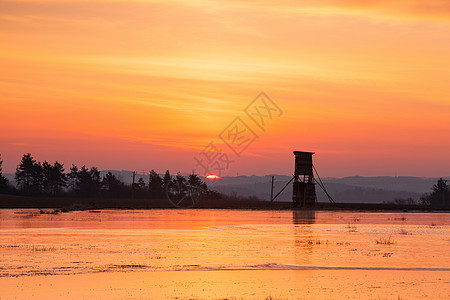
[132,171,136,200]
[270,176,274,202]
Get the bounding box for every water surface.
[0,209,448,299]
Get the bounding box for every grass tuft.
[376,235,395,245]
[347,223,357,232]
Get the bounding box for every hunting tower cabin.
[292,151,316,207]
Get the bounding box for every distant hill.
[207,175,449,204]
[3,171,448,204]
[322,176,440,194]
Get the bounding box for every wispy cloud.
[1,0,449,176]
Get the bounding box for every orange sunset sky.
[1,0,449,177]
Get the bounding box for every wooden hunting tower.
[292,151,316,207]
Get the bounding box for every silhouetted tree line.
[0,155,10,192]
[1,153,448,207]
[0,153,211,199]
[388,178,450,207]
[419,178,450,206]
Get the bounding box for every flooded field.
[0,209,449,299]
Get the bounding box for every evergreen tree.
[163,170,171,194]
[421,178,450,206]
[171,172,187,198]
[174,172,186,187]
[76,166,101,197]
[188,173,207,191]
[137,178,146,190]
[148,170,164,199]
[67,164,79,194]
[102,172,124,198]
[15,153,34,193]
[42,161,66,196]
[75,165,88,195]
[15,153,43,195]
[132,177,146,198]
[435,178,449,206]
[90,167,101,192]
[163,170,171,185]
[0,155,9,191]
